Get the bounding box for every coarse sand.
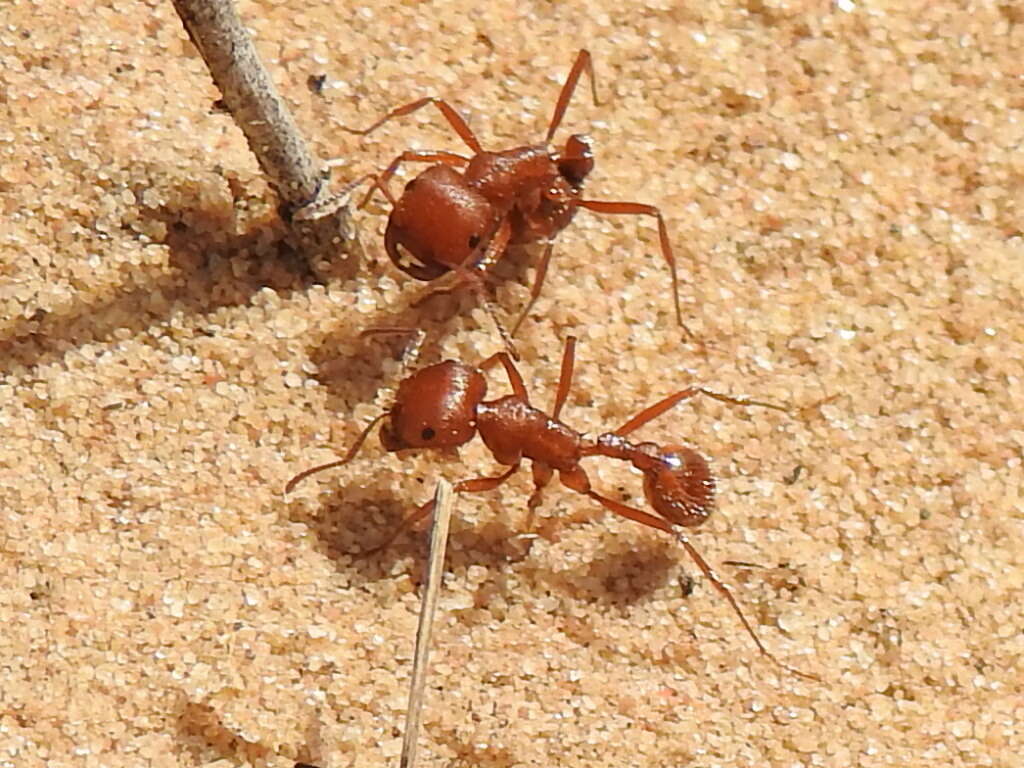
[1,1,1022,766]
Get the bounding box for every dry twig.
[170,0,358,275]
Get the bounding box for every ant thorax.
[464,145,561,210]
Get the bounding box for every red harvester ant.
[286,337,816,680]
[346,49,688,339]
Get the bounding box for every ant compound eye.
[468,233,481,249]
[421,427,436,441]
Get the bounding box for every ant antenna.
[674,529,820,682]
[284,412,388,493]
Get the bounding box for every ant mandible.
[286,337,816,681]
[346,50,689,339]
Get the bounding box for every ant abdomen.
[642,444,716,528]
[385,165,499,279]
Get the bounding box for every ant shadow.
[176,699,276,766]
[285,480,537,587]
[433,725,522,768]
[286,472,681,616]
[304,297,460,416]
[285,482,418,579]
[1,183,319,376]
[304,242,539,416]
[533,529,680,609]
[176,698,331,766]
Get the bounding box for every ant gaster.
[346,50,688,338]
[287,338,816,681]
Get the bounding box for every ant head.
[642,445,716,527]
[380,361,487,452]
[557,134,594,189]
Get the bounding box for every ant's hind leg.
[613,386,787,438]
[344,97,484,155]
[359,149,470,208]
[554,465,671,534]
[574,481,819,681]
[674,532,820,682]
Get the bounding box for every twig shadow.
[1,186,315,376]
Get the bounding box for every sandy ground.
[1,0,1022,766]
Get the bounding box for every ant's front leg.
[359,464,521,556]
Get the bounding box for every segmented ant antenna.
[284,412,388,494]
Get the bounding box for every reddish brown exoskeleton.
[347,50,688,338]
[286,338,815,680]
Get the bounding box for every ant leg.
[478,348,529,402]
[470,216,512,274]
[550,335,578,419]
[576,199,689,338]
[344,97,484,155]
[614,387,787,438]
[461,216,519,356]
[412,279,519,361]
[546,50,600,143]
[563,472,676,534]
[415,217,509,299]
[408,217,510,307]
[674,532,820,682]
[524,462,555,532]
[361,464,520,555]
[576,488,817,681]
[360,149,470,208]
[360,497,436,556]
[359,327,428,373]
[511,241,554,336]
[480,297,520,362]
[422,221,520,360]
